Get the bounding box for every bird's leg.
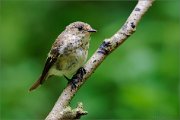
[63,75,71,82]
[64,75,77,89]
[69,67,86,90]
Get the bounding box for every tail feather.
[29,55,57,92]
[29,76,45,91]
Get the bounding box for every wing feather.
[29,33,65,91]
[29,46,60,91]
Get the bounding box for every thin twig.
[45,0,154,119]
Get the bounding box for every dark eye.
[77,26,83,31]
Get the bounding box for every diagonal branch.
[45,0,154,120]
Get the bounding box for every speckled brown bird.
[29,21,96,91]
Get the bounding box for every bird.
[29,21,96,91]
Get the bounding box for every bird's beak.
[87,29,97,33]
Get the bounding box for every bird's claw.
[69,79,77,90]
[76,67,86,82]
[69,67,86,91]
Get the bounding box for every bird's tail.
[29,78,41,91]
[29,76,46,92]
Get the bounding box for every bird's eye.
[77,26,83,31]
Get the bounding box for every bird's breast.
[55,46,88,78]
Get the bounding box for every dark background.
[1,0,180,119]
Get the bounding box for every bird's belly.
[57,49,88,78]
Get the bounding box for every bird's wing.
[29,49,59,91]
[39,53,59,84]
[29,35,64,91]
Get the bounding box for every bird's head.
[66,21,96,36]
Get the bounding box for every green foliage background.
[1,1,179,119]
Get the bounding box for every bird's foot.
[68,67,86,90]
[69,78,78,90]
[76,67,86,82]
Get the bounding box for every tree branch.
[45,0,154,119]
